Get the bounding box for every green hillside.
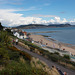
[0,30,60,75]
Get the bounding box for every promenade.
[15,44,75,75]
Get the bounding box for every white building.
[3,27,7,31]
[13,31,27,39]
[13,32,19,38]
[13,32,24,39]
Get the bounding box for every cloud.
[0,9,75,27]
[69,19,75,25]
[0,9,44,26]
[21,7,41,11]
[33,14,58,18]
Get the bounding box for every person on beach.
[16,38,18,45]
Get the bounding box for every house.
[3,27,7,31]
[11,28,22,32]
[22,32,27,38]
[19,32,24,39]
[13,31,27,39]
[13,32,19,38]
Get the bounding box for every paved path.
[15,45,75,75]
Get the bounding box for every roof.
[13,31,18,34]
[19,32,24,36]
[22,32,27,35]
[13,31,24,36]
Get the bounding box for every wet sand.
[30,34,75,55]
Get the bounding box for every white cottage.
[19,32,24,39]
[13,30,28,39]
[13,32,19,38]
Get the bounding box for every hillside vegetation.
[0,31,60,75]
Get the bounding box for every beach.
[30,34,75,55]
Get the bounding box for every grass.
[0,28,61,75]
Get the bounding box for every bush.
[63,55,70,60]
[30,47,35,51]
[0,61,48,75]
[9,51,20,61]
[0,47,9,65]
[0,31,11,46]
[50,55,59,62]
[70,61,75,66]
[54,52,59,55]
[20,51,32,60]
[8,46,32,60]
[0,61,33,75]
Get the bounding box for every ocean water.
[23,27,75,45]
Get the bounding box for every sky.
[0,0,75,27]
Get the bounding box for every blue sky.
[0,0,75,26]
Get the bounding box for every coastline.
[29,34,75,55]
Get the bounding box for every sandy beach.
[30,34,75,55]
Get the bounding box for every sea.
[23,27,75,45]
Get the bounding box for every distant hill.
[48,23,71,27]
[13,23,73,29]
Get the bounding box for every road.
[15,45,75,75]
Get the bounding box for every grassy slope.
[0,31,60,75]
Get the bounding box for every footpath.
[14,44,75,75]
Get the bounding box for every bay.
[23,27,75,45]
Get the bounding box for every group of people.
[51,65,67,75]
[12,38,18,45]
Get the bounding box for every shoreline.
[46,36,75,49]
[29,34,75,55]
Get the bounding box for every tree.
[0,22,3,30]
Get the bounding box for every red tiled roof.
[22,32,27,35]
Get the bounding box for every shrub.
[63,55,70,60]
[69,61,75,66]
[30,47,35,51]
[0,61,33,75]
[0,60,48,75]
[9,51,20,61]
[0,47,9,65]
[50,55,59,62]
[0,31,11,46]
[20,51,32,60]
[8,46,32,61]
[54,52,59,55]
